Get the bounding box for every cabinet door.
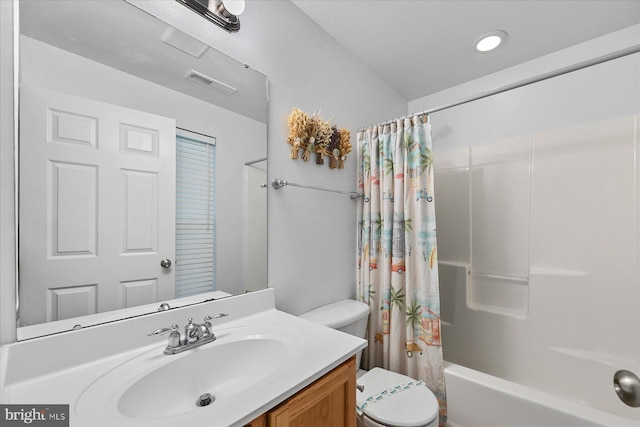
[244,414,267,427]
[268,357,356,427]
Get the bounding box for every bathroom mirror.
[17,0,268,340]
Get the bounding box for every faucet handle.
[147,324,179,336]
[204,313,229,322]
[202,313,229,337]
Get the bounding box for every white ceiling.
[20,0,268,122]
[292,0,640,101]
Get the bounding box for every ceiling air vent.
[184,70,237,96]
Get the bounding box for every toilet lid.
[357,368,439,427]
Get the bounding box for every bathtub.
[444,362,639,427]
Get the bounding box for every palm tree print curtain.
[357,115,446,426]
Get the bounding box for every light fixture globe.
[222,0,245,16]
[474,30,508,52]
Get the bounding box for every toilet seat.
[357,368,439,427]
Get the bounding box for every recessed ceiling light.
[474,30,508,52]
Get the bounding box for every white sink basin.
[3,290,368,427]
[75,325,303,423]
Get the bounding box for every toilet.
[300,300,439,427]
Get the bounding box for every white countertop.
[1,289,366,426]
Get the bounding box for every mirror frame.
[12,0,269,341]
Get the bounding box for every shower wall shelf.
[271,178,362,200]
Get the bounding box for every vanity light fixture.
[474,30,508,52]
[176,0,245,33]
[220,0,245,16]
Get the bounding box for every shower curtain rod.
[359,44,640,132]
[271,178,363,200]
[360,112,430,131]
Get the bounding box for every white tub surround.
[428,47,640,421]
[0,288,367,426]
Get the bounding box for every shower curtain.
[356,115,446,425]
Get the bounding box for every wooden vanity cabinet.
[243,415,267,427]
[244,356,356,427]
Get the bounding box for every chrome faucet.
[148,313,229,355]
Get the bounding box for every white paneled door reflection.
[19,86,176,325]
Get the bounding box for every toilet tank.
[300,299,370,339]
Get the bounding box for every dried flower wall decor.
[327,125,340,169]
[286,108,352,169]
[287,108,308,159]
[314,119,332,165]
[338,128,351,169]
